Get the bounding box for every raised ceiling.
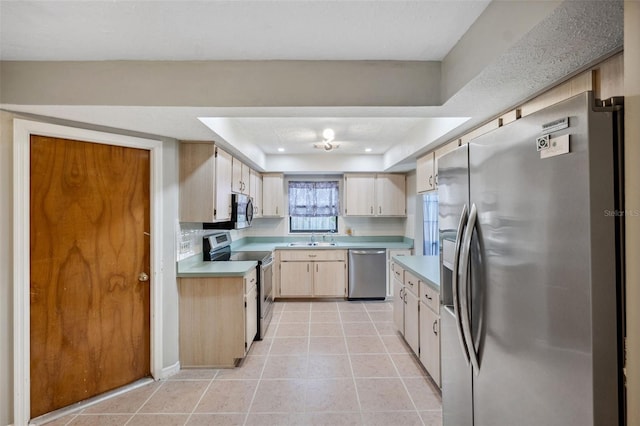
[0,1,624,172]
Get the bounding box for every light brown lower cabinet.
[278,250,347,298]
[391,261,441,388]
[178,268,257,368]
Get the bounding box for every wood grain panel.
[178,277,245,367]
[30,135,150,417]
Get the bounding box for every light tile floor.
[45,300,442,426]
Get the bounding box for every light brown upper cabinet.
[416,140,460,193]
[249,169,263,218]
[343,173,406,217]
[179,142,232,222]
[232,157,251,195]
[262,173,284,217]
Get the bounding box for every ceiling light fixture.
[365,148,372,152]
[277,147,285,152]
[314,128,339,152]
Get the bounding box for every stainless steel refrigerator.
[438,92,625,426]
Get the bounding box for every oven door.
[259,256,274,339]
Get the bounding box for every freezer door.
[441,306,473,426]
[438,144,473,426]
[468,92,620,426]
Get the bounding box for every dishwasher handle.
[349,250,386,255]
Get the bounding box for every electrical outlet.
[180,240,192,253]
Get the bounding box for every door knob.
[138,272,149,282]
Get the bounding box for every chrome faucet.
[310,232,316,244]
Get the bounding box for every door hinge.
[245,341,247,349]
[214,148,218,158]
[418,347,421,355]
[244,301,247,308]
[214,208,217,216]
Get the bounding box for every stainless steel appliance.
[203,231,274,340]
[348,249,387,300]
[204,193,253,230]
[438,92,625,426]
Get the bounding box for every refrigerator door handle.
[459,203,480,374]
[452,204,471,364]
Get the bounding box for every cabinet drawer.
[391,262,404,283]
[420,281,440,314]
[280,249,346,262]
[404,271,420,297]
[244,268,257,293]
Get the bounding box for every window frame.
[287,179,340,234]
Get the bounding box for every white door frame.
[13,119,164,424]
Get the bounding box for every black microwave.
[203,193,253,230]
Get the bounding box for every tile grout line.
[337,302,365,424]
[183,369,219,426]
[121,379,167,426]
[243,302,279,426]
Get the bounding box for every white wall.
[1,111,14,426]
[624,1,639,423]
[0,112,180,425]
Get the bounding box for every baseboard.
[158,360,180,379]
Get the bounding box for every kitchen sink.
[287,242,337,247]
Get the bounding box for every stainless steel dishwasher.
[348,249,387,300]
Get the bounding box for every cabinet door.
[179,143,215,222]
[416,153,435,193]
[420,303,441,386]
[214,147,233,221]
[393,282,405,334]
[314,261,346,297]
[280,262,313,297]
[387,250,412,297]
[250,169,262,218]
[245,283,258,354]
[344,174,375,216]
[404,289,420,355]
[231,157,249,194]
[376,174,406,216]
[262,173,284,217]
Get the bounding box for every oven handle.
[261,257,274,269]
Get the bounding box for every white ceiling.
[0,1,490,61]
[0,1,624,172]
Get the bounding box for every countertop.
[178,236,413,278]
[391,255,440,291]
[232,236,413,252]
[177,255,257,278]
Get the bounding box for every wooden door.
[30,135,151,417]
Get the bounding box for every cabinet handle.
[429,175,433,186]
[433,320,438,336]
[275,206,278,215]
[379,206,382,214]
[435,173,438,186]
[307,264,309,272]
[425,294,432,301]
[308,254,317,258]
[370,206,373,214]
[316,264,318,272]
